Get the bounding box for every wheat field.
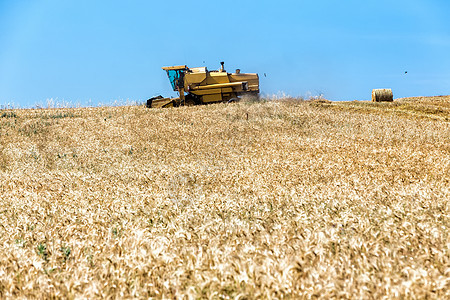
[0,97,449,298]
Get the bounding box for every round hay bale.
[372,89,393,102]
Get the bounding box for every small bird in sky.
[405,71,408,74]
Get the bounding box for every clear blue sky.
[1,0,449,107]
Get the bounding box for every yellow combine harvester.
[147,62,259,108]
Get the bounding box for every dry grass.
[0,97,449,298]
[331,95,450,121]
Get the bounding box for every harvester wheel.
[184,94,197,106]
[185,98,195,106]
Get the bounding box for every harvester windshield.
[167,69,185,91]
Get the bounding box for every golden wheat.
[0,98,449,298]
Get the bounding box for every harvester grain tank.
[147,62,259,108]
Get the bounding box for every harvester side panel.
[184,72,207,86]
[229,73,259,93]
[205,72,230,85]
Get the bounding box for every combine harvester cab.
[147,62,259,108]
